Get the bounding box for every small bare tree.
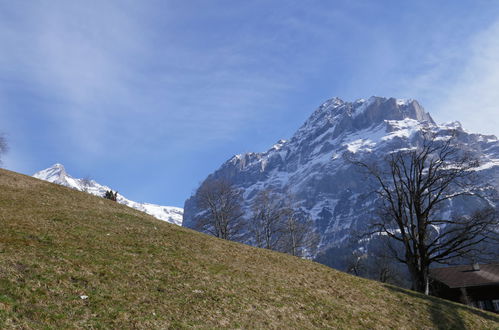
[249,189,290,250]
[280,214,319,258]
[354,131,498,294]
[196,178,244,241]
[345,249,367,276]
[342,235,406,286]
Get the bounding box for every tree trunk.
[407,262,428,294]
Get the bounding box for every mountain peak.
[33,163,68,182]
[294,96,434,142]
[320,97,345,108]
[354,96,434,124]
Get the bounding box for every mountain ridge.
[183,96,499,256]
[33,163,183,225]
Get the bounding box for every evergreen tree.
[103,190,118,201]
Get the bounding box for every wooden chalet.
[430,263,499,313]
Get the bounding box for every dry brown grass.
[0,169,498,329]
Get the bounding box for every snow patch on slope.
[476,158,499,171]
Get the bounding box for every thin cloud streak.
[0,1,306,159]
[434,20,499,136]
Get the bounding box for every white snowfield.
[33,164,183,225]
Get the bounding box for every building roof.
[430,264,499,289]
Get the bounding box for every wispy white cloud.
[0,2,149,154]
[0,1,310,159]
[431,20,499,136]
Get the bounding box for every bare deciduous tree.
[341,235,406,286]
[345,249,367,277]
[280,214,319,258]
[249,189,291,250]
[248,189,319,257]
[354,131,498,294]
[196,178,244,241]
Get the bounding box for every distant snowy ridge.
[33,164,183,225]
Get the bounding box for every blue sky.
[1,1,499,207]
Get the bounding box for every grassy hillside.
[0,169,497,329]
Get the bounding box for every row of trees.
[249,189,318,256]
[195,179,318,257]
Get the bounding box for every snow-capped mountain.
[33,164,183,225]
[183,96,499,254]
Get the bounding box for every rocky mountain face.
[34,164,183,225]
[183,96,499,256]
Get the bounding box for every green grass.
[0,169,498,329]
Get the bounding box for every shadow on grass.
[384,285,499,329]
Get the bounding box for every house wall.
[465,285,499,313]
[431,283,499,313]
